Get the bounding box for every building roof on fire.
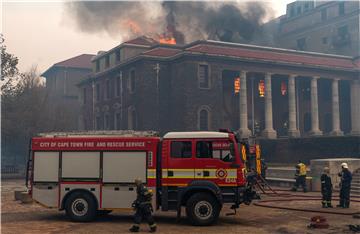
[42,54,94,77]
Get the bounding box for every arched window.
[198,106,211,131]
[128,106,137,130]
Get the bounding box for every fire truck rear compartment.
[31,149,149,211]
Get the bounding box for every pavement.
[1,179,359,234]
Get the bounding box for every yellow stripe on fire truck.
[161,169,237,179]
[147,169,156,179]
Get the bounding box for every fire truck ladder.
[25,140,33,189]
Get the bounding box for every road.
[1,180,359,234]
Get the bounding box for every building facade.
[42,54,94,130]
[275,1,359,56]
[78,37,360,139]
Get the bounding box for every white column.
[262,73,277,139]
[309,76,322,136]
[238,71,251,138]
[330,78,343,136]
[350,80,360,135]
[288,74,300,137]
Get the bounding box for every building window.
[338,25,348,40]
[290,6,295,17]
[116,75,121,97]
[104,113,110,130]
[128,69,135,93]
[321,9,327,21]
[304,3,309,12]
[322,37,328,44]
[296,6,301,15]
[83,88,87,104]
[339,2,345,16]
[105,55,110,68]
[96,60,100,72]
[96,83,100,102]
[96,115,101,130]
[198,64,210,89]
[171,141,192,158]
[105,79,111,100]
[128,106,137,130]
[114,112,121,130]
[198,106,210,131]
[297,37,306,50]
[116,49,121,62]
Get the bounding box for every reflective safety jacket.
[134,184,153,208]
[296,163,307,176]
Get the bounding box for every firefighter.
[337,163,352,208]
[129,178,157,232]
[320,167,333,208]
[291,160,307,192]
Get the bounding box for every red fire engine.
[26,130,260,226]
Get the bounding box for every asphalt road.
[2,180,359,234]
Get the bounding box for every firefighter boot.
[149,224,157,233]
[129,225,140,232]
[322,201,327,208]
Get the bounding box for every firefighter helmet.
[341,162,348,169]
[323,167,330,173]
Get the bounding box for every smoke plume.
[65,1,274,44]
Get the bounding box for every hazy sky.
[2,0,292,74]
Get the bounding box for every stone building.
[78,36,360,140]
[275,1,359,56]
[42,54,94,130]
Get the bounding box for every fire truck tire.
[185,192,220,226]
[65,191,97,222]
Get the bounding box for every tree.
[1,66,49,167]
[1,34,20,94]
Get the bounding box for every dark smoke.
[65,1,274,44]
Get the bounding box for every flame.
[159,36,176,45]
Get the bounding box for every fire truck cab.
[27,131,259,226]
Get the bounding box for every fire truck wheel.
[186,192,220,226]
[65,191,97,222]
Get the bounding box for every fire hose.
[252,176,360,216]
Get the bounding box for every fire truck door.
[163,140,195,186]
[194,140,236,185]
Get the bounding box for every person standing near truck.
[321,167,333,208]
[129,178,157,232]
[291,160,307,192]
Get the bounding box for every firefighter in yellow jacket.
[129,178,157,232]
[291,160,307,192]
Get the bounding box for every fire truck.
[26,130,261,226]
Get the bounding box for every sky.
[1,0,292,74]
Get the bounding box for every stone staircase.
[351,168,360,195]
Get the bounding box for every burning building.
[77,36,360,142]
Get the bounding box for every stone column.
[262,73,277,139]
[238,71,251,138]
[350,80,360,135]
[309,76,322,136]
[288,74,300,137]
[330,78,343,136]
